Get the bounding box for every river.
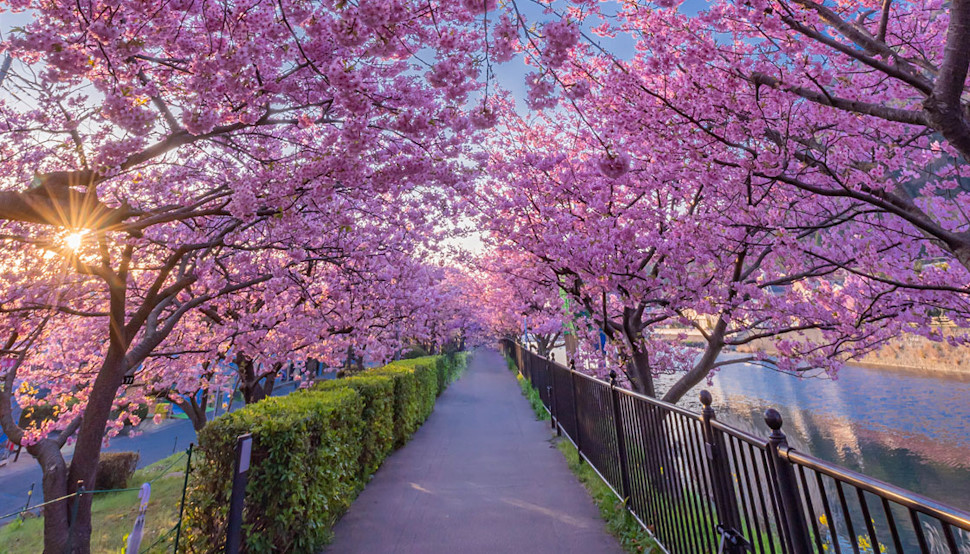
[666,358,970,514]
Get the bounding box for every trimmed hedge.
[184,353,468,553]
[95,451,139,490]
[439,352,467,393]
[314,373,394,477]
[184,388,363,553]
[380,355,455,437]
[435,357,449,395]
[367,364,422,447]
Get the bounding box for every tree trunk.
[64,346,128,553]
[238,358,279,405]
[261,372,277,399]
[535,334,552,358]
[29,439,71,554]
[170,393,209,432]
[620,308,657,397]
[238,354,270,404]
[662,318,728,405]
[626,345,656,398]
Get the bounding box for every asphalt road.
[325,349,623,554]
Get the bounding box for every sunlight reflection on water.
[665,358,970,511]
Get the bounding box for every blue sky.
[489,0,711,112]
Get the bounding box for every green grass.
[517,373,550,421]
[0,452,191,553]
[504,353,517,373]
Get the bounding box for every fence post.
[226,433,253,554]
[700,391,746,553]
[20,483,34,521]
[66,481,84,554]
[523,346,529,380]
[765,409,813,554]
[570,364,583,465]
[548,361,559,434]
[609,371,632,506]
[173,443,194,552]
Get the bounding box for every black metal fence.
[502,340,970,554]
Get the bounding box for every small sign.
[125,483,151,554]
[238,435,252,473]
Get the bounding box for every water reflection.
[660,359,970,512]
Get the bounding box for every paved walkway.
[326,349,623,554]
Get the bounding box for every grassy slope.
[506,354,661,554]
[0,452,190,554]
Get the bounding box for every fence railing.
[501,339,970,554]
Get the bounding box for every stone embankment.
[658,327,970,378]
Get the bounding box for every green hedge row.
[183,352,468,553]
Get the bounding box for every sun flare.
[65,231,84,251]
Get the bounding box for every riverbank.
[738,329,970,378]
[654,327,970,379]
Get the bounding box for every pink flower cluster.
[597,152,630,179]
[461,0,497,15]
[526,74,558,110]
[540,18,580,69]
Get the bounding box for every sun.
[65,231,84,251]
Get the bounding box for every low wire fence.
[0,445,195,553]
[502,340,970,554]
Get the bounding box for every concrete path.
[326,349,623,554]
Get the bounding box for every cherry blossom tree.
[500,0,970,288]
[473,249,568,357]
[0,1,491,551]
[468,0,970,401]
[479,95,958,402]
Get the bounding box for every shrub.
[184,388,364,553]
[434,357,449,395]
[368,365,421,447]
[385,358,438,420]
[443,351,467,386]
[314,373,394,478]
[413,363,437,421]
[95,452,140,490]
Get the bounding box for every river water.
[658,358,970,513]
